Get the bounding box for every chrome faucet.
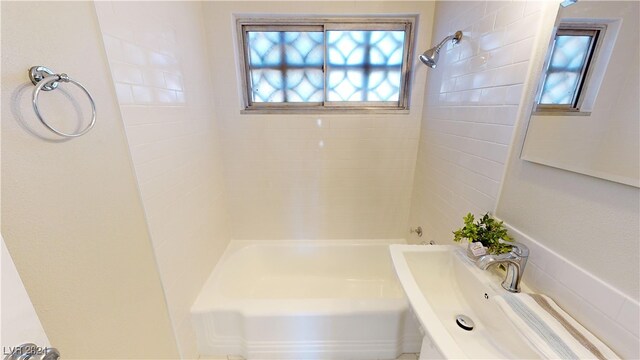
[475,242,529,293]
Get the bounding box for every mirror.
[521,1,639,188]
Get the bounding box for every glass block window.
[326,30,405,102]
[238,19,414,112]
[248,31,324,103]
[537,26,601,112]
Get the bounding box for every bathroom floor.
[391,354,419,360]
[201,354,420,360]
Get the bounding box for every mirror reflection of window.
[536,25,604,113]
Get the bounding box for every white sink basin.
[390,244,540,359]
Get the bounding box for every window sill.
[240,108,411,115]
[532,111,592,117]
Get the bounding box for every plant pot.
[466,241,486,260]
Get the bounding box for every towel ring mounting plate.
[29,66,58,91]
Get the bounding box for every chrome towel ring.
[28,65,96,138]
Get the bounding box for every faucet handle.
[509,242,529,257]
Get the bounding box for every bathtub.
[191,240,422,359]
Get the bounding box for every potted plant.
[453,213,513,258]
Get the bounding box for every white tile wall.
[94,2,231,358]
[88,0,638,358]
[409,1,544,244]
[202,2,435,240]
[409,1,639,357]
[221,116,420,239]
[508,223,640,359]
[201,353,419,360]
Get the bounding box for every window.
[237,18,415,112]
[535,24,604,113]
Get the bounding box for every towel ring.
[29,66,96,138]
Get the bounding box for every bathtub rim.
[191,238,409,314]
[221,238,408,262]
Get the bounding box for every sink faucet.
[475,242,529,293]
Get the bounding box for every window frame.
[534,23,606,115]
[236,17,416,114]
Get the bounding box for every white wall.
[501,131,639,297]
[1,1,179,358]
[1,236,50,350]
[409,0,639,357]
[408,1,546,244]
[495,1,639,356]
[94,2,232,358]
[503,0,639,300]
[203,1,435,240]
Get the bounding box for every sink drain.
[455,314,475,331]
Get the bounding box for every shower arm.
[433,31,463,55]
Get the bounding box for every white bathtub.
[191,240,421,359]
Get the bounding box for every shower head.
[419,30,463,69]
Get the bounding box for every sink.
[390,244,540,359]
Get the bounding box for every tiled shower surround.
[409,0,544,244]
[95,2,232,357]
[93,1,638,358]
[202,1,435,240]
[408,1,639,358]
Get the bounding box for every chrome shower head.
[419,48,439,69]
[420,30,463,69]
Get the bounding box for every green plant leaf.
[452,212,513,254]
